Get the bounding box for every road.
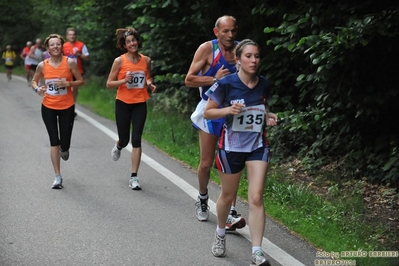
[0,74,316,266]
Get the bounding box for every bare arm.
[185,42,215,87]
[31,62,45,95]
[145,56,156,93]
[106,57,128,89]
[204,98,245,120]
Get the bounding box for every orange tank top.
[116,53,151,104]
[42,56,74,110]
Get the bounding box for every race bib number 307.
[127,71,146,89]
[45,79,67,96]
[232,104,265,132]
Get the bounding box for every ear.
[213,27,218,37]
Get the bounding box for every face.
[237,44,260,74]
[124,35,139,52]
[47,38,63,56]
[214,18,237,48]
[66,30,76,42]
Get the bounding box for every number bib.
[45,79,67,96]
[126,71,146,89]
[232,104,265,132]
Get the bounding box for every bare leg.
[131,147,142,174]
[72,87,78,102]
[216,171,242,229]
[197,130,217,194]
[246,160,268,246]
[50,146,61,175]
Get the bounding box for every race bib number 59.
[45,79,67,96]
[232,104,265,132]
[127,71,146,89]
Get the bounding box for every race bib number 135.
[232,104,265,132]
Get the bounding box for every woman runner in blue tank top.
[204,39,278,266]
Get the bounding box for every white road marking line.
[76,108,306,266]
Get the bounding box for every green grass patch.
[28,76,399,266]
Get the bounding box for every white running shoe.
[251,250,271,266]
[51,175,63,189]
[111,144,121,161]
[129,177,141,190]
[226,210,246,231]
[195,197,209,221]
[211,232,226,257]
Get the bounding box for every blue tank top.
[200,39,237,100]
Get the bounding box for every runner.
[204,39,277,265]
[2,45,16,81]
[185,15,246,230]
[20,41,33,84]
[63,27,89,117]
[28,38,43,80]
[31,34,84,189]
[106,27,156,190]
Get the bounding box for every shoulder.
[197,40,213,55]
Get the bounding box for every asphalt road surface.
[0,74,317,266]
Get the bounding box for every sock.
[252,246,262,254]
[230,206,236,211]
[216,226,226,237]
[131,173,137,177]
[199,190,208,200]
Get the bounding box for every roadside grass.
[9,73,398,266]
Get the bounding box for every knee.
[118,139,129,148]
[132,139,141,148]
[249,193,264,207]
[199,158,213,171]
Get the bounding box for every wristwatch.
[213,77,218,83]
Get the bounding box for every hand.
[230,103,245,115]
[148,83,156,93]
[53,79,67,88]
[215,65,231,80]
[266,112,278,126]
[37,85,46,96]
[124,72,133,83]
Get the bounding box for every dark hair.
[235,39,260,59]
[115,27,142,50]
[44,34,65,48]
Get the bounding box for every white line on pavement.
[76,108,306,266]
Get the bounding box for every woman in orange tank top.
[106,27,156,190]
[31,34,84,189]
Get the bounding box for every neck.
[127,52,140,60]
[237,71,258,88]
[49,55,62,63]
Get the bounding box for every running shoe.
[195,196,209,221]
[59,149,69,161]
[129,177,141,190]
[111,144,121,161]
[251,250,271,266]
[51,175,63,189]
[211,232,226,257]
[226,211,246,231]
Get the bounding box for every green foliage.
[262,1,399,184]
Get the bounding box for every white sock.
[216,226,226,236]
[230,206,236,211]
[252,246,262,254]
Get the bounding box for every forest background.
[1,0,398,264]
